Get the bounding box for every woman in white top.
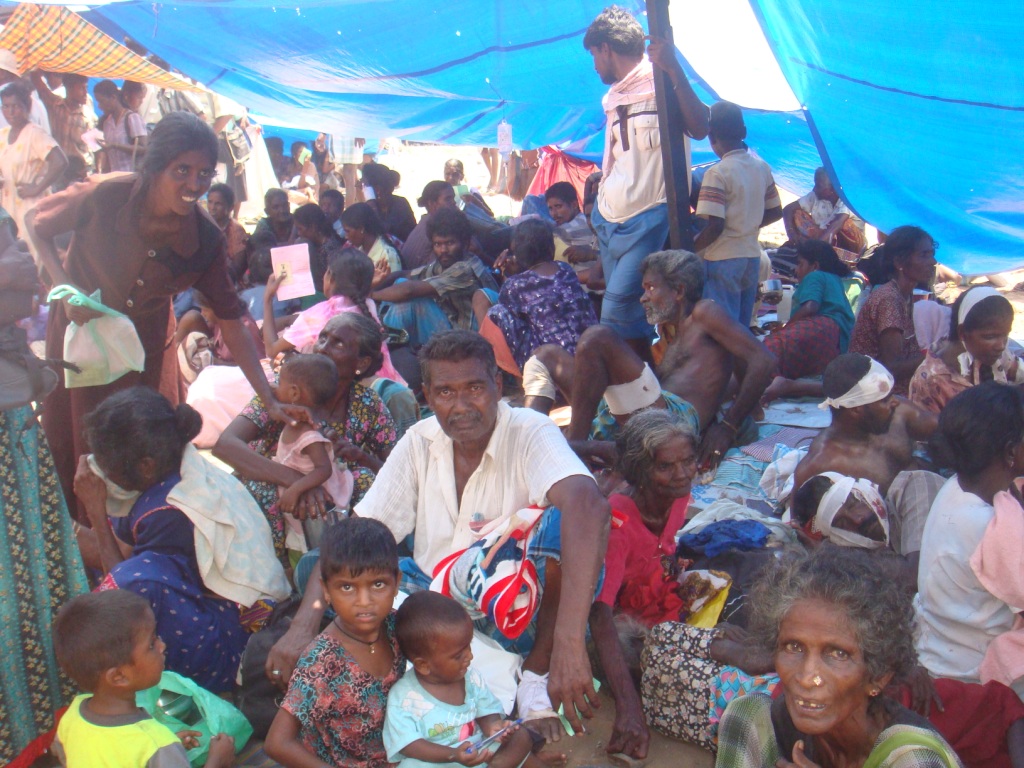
[0,82,66,248]
[915,382,1024,693]
[340,202,401,287]
[94,80,147,173]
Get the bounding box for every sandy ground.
[541,691,715,768]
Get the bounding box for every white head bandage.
[958,286,1001,328]
[813,471,889,549]
[956,287,1012,381]
[819,357,894,410]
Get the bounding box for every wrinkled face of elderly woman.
[646,435,698,499]
[774,598,891,736]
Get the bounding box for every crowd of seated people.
[7,8,1024,768]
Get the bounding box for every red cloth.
[598,493,690,626]
[763,314,842,379]
[526,147,599,205]
[896,678,1024,768]
[9,707,66,768]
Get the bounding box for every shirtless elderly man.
[524,249,776,468]
[793,352,941,566]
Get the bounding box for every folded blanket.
[681,498,797,548]
[678,520,770,558]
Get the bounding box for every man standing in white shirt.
[585,6,708,356]
[267,331,610,740]
[694,101,783,325]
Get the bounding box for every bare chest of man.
[658,328,732,418]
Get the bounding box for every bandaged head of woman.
[819,357,894,410]
[958,286,1002,328]
[813,471,889,549]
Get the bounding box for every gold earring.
[812,675,823,687]
[870,688,880,697]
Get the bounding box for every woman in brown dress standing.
[28,111,291,510]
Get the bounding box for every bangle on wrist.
[720,418,739,435]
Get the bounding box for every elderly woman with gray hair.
[715,547,962,768]
[590,410,775,758]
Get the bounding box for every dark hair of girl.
[948,288,1013,342]
[340,202,386,240]
[294,203,334,239]
[85,386,202,488]
[361,163,399,195]
[142,111,218,178]
[120,80,146,108]
[320,517,398,581]
[511,219,555,268]
[325,247,375,320]
[929,382,1024,477]
[796,239,851,277]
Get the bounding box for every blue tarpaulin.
[749,0,1024,273]
[20,0,1016,273]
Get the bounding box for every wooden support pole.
[646,0,694,250]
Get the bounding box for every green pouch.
[136,670,253,767]
[46,285,145,387]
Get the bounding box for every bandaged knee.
[522,356,557,400]
[603,363,661,416]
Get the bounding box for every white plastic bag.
[47,285,145,388]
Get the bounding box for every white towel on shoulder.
[168,445,291,607]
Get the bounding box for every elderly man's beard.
[644,300,679,326]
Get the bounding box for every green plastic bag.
[136,671,253,767]
[46,285,145,388]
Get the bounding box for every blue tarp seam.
[439,101,507,143]
[791,59,1024,112]
[354,29,591,82]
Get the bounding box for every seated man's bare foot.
[531,749,569,767]
[760,375,791,406]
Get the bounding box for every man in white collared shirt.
[268,330,610,738]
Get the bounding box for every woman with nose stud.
[27,111,292,516]
[714,547,962,768]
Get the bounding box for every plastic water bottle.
[776,286,795,324]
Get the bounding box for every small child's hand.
[278,485,302,516]
[453,740,490,767]
[266,271,284,297]
[176,730,202,750]
[485,719,518,743]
